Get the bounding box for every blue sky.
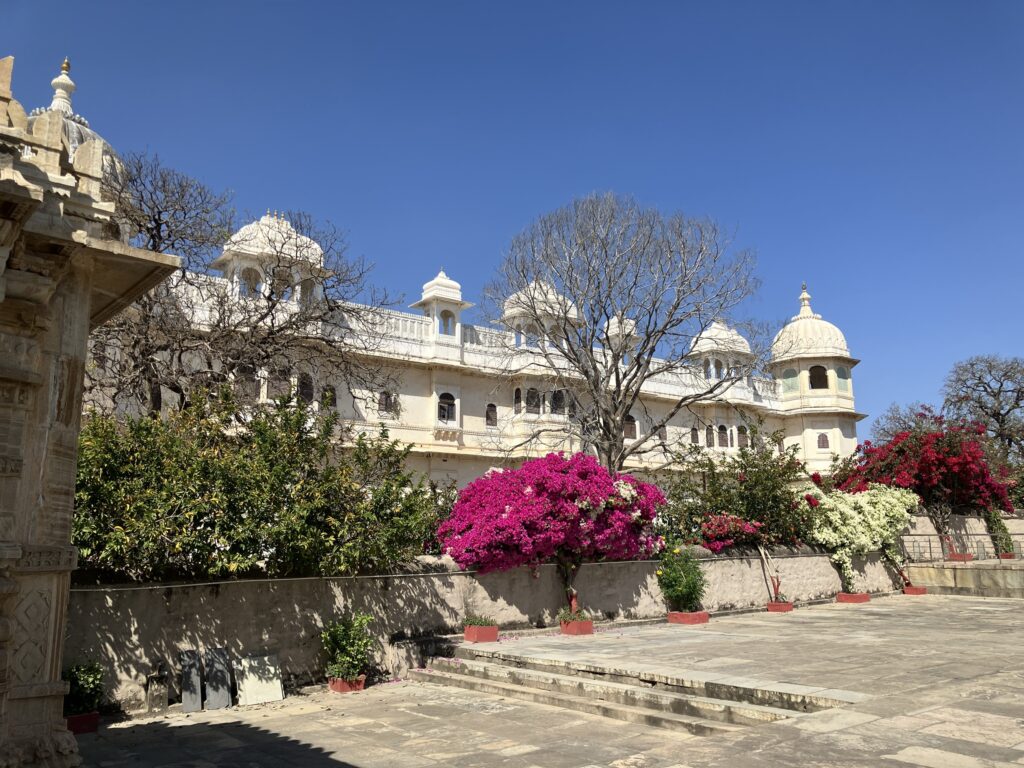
[7,1,1023,437]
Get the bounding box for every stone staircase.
[408,644,851,736]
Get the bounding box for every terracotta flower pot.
[998,553,1016,560]
[903,586,927,595]
[766,601,793,613]
[327,675,366,693]
[65,711,100,735]
[836,592,870,603]
[559,620,594,635]
[464,625,499,643]
[667,611,709,625]
[947,552,974,562]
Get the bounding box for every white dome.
[220,213,324,268]
[502,280,579,323]
[690,320,751,356]
[771,284,850,362]
[421,270,462,302]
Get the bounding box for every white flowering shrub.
[799,484,919,591]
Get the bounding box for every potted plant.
[63,661,104,734]
[557,605,593,635]
[762,562,793,612]
[321,612,374,693]
[657,546,708,624]
[463,614,499,643]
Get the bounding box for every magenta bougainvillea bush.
[699,513,763,553]
[438,452,664,605]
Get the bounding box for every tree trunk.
[555,553,582,611]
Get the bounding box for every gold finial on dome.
[61,57,71,74]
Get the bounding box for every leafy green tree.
[662,425,810,546]
[74,392,442,581]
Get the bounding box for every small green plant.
[656,546,706,612]
[321,612,374,683]
[63,661,104,715]
[463,614,497,626]
[556,605,589,623]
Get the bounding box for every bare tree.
[870,402,938,443]
[943,355,1024,463]
[87,151,392,416]
[484,193,764,472]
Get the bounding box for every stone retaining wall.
[64,549,896,711]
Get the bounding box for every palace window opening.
[297,373,315,404]
[551,389,568,415]
[624,414,637,440]
[737,425,749,448]
[526,388,541,415]
[718,425,729,448]
[440,310,456,336]
[817,432,830,450]
[438,392,456,423]
[782,368,798,394]
[232,364,259,401]
[514,388,522,414]
[809,365,829,390]
[485,403,498,427]
[378,391,399,416]
[239,267,262,298]
[267,369,291,400]
[690,427,700,445]
[836,366,850,392]
[714,359,724,379]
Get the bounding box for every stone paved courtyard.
[80,594,1024,767]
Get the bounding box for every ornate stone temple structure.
[0,58,177,765]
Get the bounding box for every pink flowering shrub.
[699,513,763,554]
[438,453,664,606]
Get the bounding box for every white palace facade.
[31,60,864,487]
[204,212,864,487]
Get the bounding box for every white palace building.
[29,60,863,487]
[202,211,864,486]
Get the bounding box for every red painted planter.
[327,675,366,693]
[65,711,99,735]
[836,592,871,603]
[464,625,499,643]
[947,552,974,562]
[559,620,594,635]
[903,586,927,595]
[998,553,1016,560]
[766,601,794,613]
[667,611,709,625]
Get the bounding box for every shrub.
[438,452,664,608]
[656,547,706,612]
[75,393,441,581]
[699,513,763,553]
[463,614,497,627]
[556,605,589,623]
[321,613,375,683]
[799,484,919,591]
[663,426,810,546]
[64,661,104,715]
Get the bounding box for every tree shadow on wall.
[78,717,359,767]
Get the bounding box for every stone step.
[407,667,746,737]
[453,646,847,713]
[428,656,796,726]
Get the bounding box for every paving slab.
[79,595,1024,768]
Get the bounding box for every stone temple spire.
[48,57,76,116]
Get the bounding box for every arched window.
[706,425,714,446]
[526,388,541,415]
[809,365,829,390]
[737,425,749,448]
[320,385,337,410]
[551,389,568,415]
[232,364,259,401]
[657,424,668,441]
[439,310,456,336]
[703,359,711,381]
[690,426,700,445]
[514,388,522,414]
[267,368,291,400]
[485,403,498,427]
[438,392,456,423]
[524,325,541,348]
[297,373,315,404]
[299,277,316,306]
[239,267,262,298]
[714,359,724,379]
[782,368,799,394]
[378,391,398,416]
[817,432,830,450]
[836,366,850,393]
[624,414,637,440]
[718,425,729,448]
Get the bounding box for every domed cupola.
[690,320,752,356]
[771,284,851,363]
[27,59,117,170]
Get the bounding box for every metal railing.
[900,533,1024,563]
